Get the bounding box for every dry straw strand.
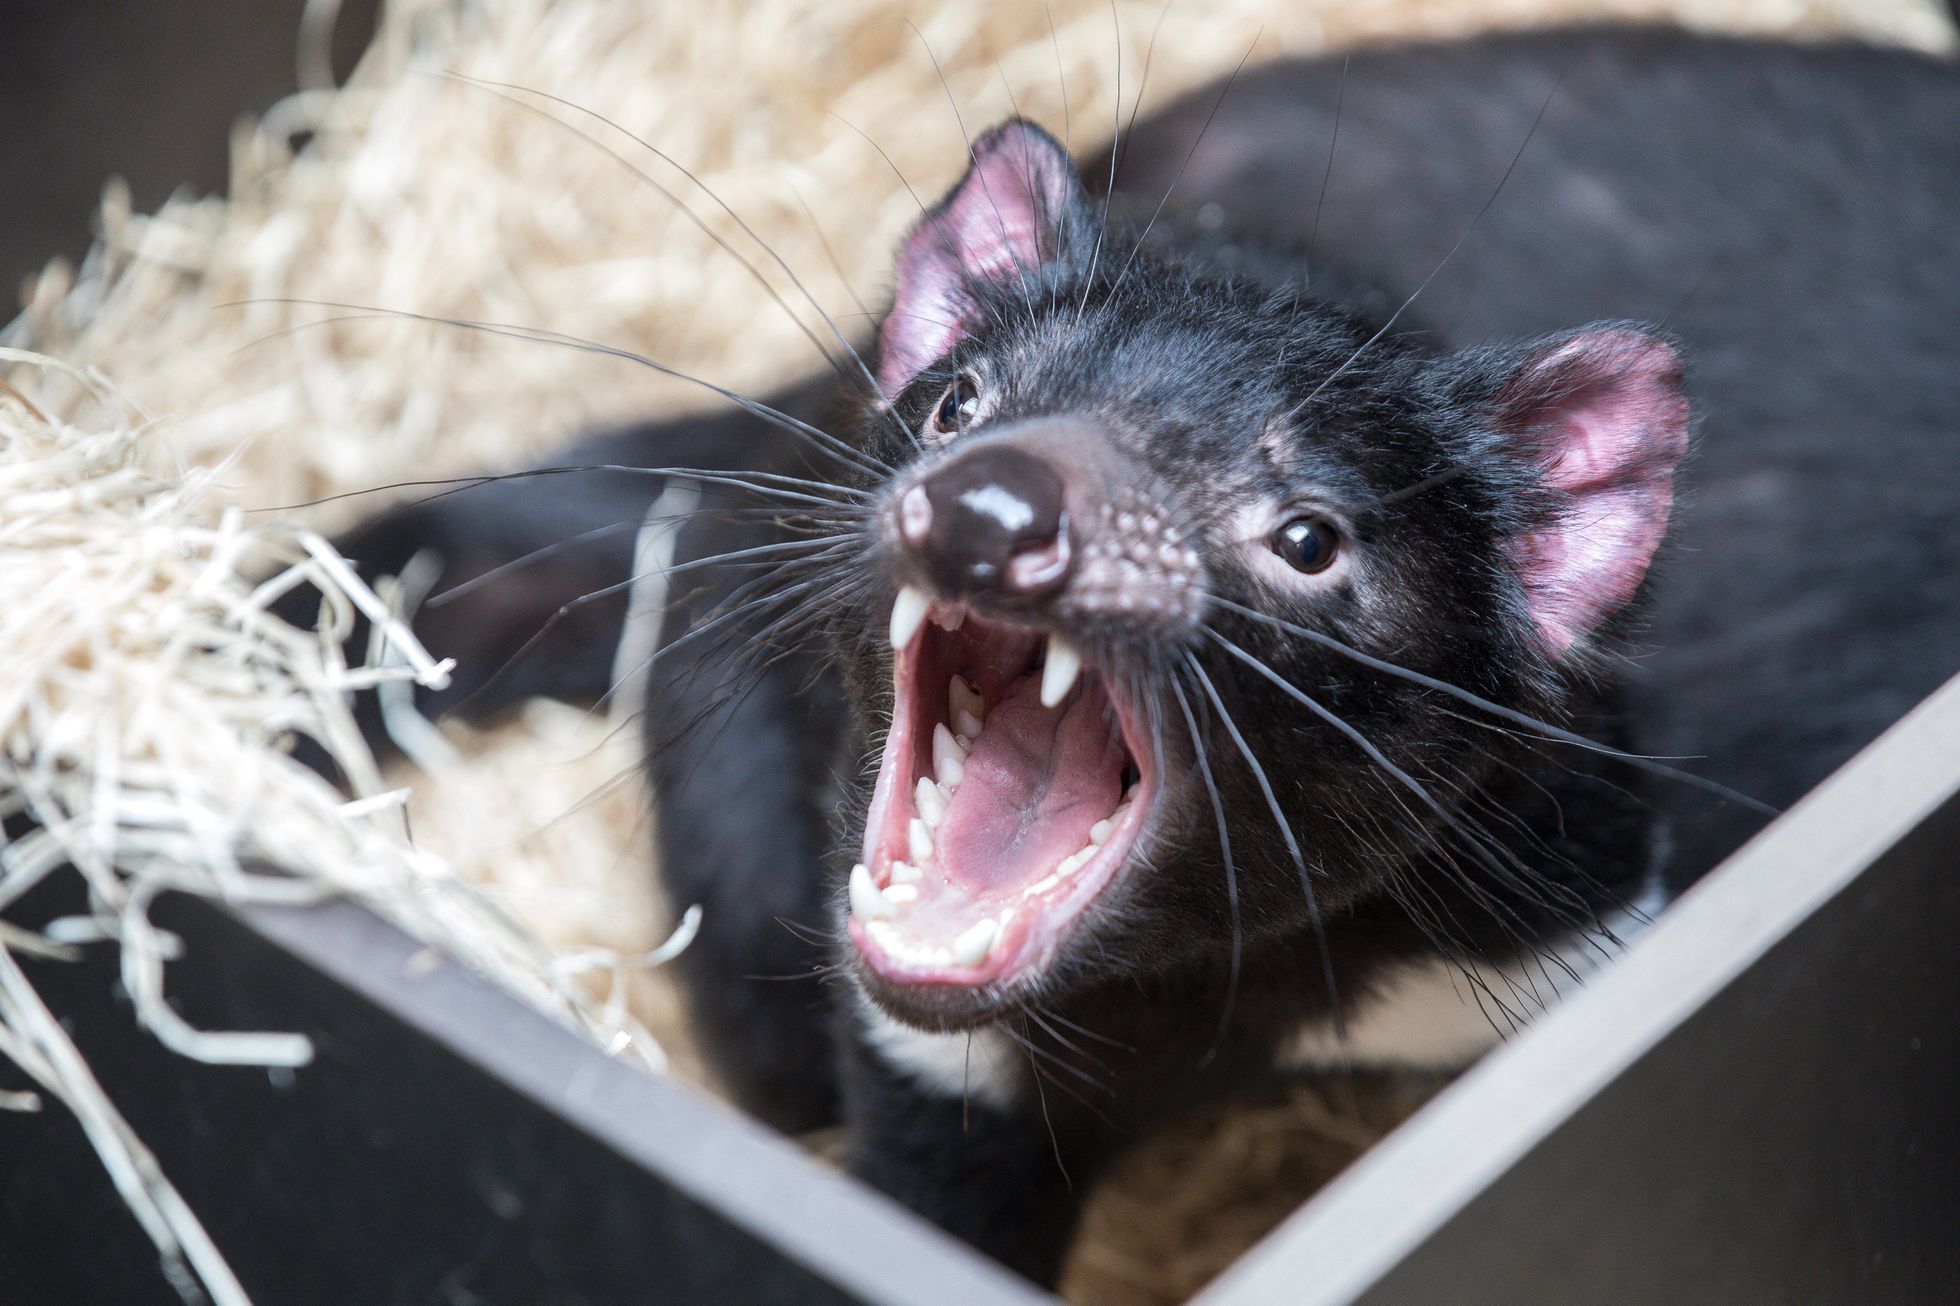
[2,1,1948,1303]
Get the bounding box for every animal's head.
[833,120,1688,1028]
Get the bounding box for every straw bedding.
[3,0,1946,1301]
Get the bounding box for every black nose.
[904,443,1070,598]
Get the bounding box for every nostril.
[913,444,1071,597]
[1004,528,1071,593]
[899,484,933,546]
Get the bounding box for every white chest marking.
[856,997,1022,1108]
[1280,894,1667,1073]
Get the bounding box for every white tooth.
[866,919,898,944]
[889,585,930,649]
[1089,818,1115,846]
[1022,872,1062,898]
[894,936,930,964]
[908,818,934,865]
[932,723,968,787]
[891,858,924,883]
[935,721,969,761]
[1040,638,1083,708]
[885,883,919,904]
[915,777,948,827]
[1057,848,1094,877]
[933,607,966,631]
[950,919,999,967]
[850,863,895,919]
[949,675,985,724]
[954,708,984,740]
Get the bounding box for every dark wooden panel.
[1209,674,1960,1306]
[1354,792,1958,1304]
[0,884,1043,1306]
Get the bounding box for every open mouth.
[849,588,1152,995]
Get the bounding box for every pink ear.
[877,120,1084,394]
[1498,329,1690,656]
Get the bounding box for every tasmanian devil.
[318,25,1959,1284]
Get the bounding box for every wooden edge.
[240,896,1054,1306]
[1199,670,1960,1306]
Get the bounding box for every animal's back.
[1108,26,1960,872]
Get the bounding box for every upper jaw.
[847,586,1155,1026]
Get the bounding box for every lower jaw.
[846,918,1090,1026]
[847,777,1154,1028]
[849,912,1064,1027]
[848,953,1021,1027]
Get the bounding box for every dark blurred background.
[0,0,380,303]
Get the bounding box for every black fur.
[312,27,1959,1284]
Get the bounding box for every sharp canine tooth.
[908,819,934,864]
[1040,638,1083,707]
[850,863,895,919]
[1089,818,1114,846]
[932,723,968,787]
[890,585,930,649]
[934,721,968,761]
[951,919,999,966]
[915,777,947,827]
[954,708,984,739]
[949,675,985,724]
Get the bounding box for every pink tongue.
[934,675,1125,895]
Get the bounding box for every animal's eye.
[934,375,981,434]
[1271,517,1341,574]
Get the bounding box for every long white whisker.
[232,298,892,480]
[1206,595,1773,814]
[1107,33,1261,306]
[1071,0,1125,335]
[1183,652,1349,1049]
[442,73,911,440]
[1287,67,1568,420]
[1168,674,1242,1065]
[430,522,854,610]
[906,22,1037,319]
[1205,628,1596,952]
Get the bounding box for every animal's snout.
[900,443,1071,599]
